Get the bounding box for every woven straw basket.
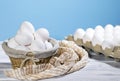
[2,38,59,69]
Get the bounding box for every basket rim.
[2,38,59,58]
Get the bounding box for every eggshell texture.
[7,38,19,49]
[74,28,85,41]
[18,21,35,34]
[35,28,49,42]
[14,32,34,46]
[45,41,53,49]
[83,28,95,43]
[113,25,120,46]
[92,25,104,46]
[29,39,46,51]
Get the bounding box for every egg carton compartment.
[65,35,83,46]
[65,35,120,61]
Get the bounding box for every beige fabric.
[4,40,88,81]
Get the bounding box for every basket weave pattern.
[2,38,59,69]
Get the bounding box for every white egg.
[92,25,104,46]
[114,25,120,29]
[29,39,46,51]
[74,28,85,41]
[104,24,114,41]
[14,32,34,46]
[17,21,35,34]
[104,24,114,34]
[33,32,41,40]
[113,25,120,46]
[104,33,113,41]
[35,28,49,42]
[7,38,19,49]
[45,41,53,49]
[104,32,114,43]
[92,34,104,46]
[102,40,114,50]
[15,46,30,51]
[104,24,114,30]
[95,25,104,32]
[83,28,95,43]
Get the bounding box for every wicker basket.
[2,38,59,69]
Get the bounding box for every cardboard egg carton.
[65,34,83,46]
[65,35,120,61]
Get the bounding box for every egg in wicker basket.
[2,38,59,69]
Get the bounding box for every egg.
[83,28,95,43]
[113,25,120,46]
[35,28,49,42]
[102,40,114,50]
[95,25,104,32]
[17,21,35,35]
[104,24,114,30]
[29,39,46,51]
[7,38,19,49]
[45,41,53,49]
[102,24,114,49]
[92,34,104,46]
[104,24,114,41]
[74,28,85,41]
[14,32,34,46]
[92,25,104,46]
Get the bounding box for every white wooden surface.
[0,42,120,81]
[0,59,120,81]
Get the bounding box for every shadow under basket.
[2,38,59,69]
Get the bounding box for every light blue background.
[0,0,120,41]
